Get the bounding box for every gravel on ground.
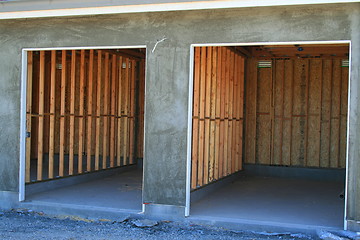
[0,209,317,240]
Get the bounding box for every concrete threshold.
[19,200,143,221]
[186,215,341,235]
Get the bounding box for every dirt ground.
[0,210,317,240]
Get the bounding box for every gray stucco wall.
[0,3,359,230]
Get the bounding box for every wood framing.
[25,48,145,183]
[191,46,245,189]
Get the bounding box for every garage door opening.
[189,43,349,229]
[23,48,146,212]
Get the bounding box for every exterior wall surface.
[0,3,359,231]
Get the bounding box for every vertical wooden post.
[48,50,56,179]
[318,60,324,167]
[59,50,67,177]
[223,48,230,175]
[37,51,46,181]
[279,60,285,165]
[203,47,212,185]
[233,54,239,172]
[69,50,76,175]
[209,47,217,182]
[26,51,33,183]
[78,50,85,174]
[110,55,117,167]
[215,47,222,180]
[129,60,136,165]
[304,59,310,166]
[198,47,206,186]
[270,60,275,165]
[192,47,200,189]
[117,57,123,166]
[219,47,226,178]
[102,52,110,169]
[123,58,129,165]
[238,56,245,171]
[253,60,258,165]
[289,60,295,165]
[95,50,102,170]
[228,51,234,174]
[86,49,94,172]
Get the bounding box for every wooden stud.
[238,56,245,170]
[233,54,239,172]
[86,49,94,172]
[209,47,217,182]
[78,50,85,174]
[123,58,129,166]
[228,51,234,174]
[69,50,76,175]
[58,50,67,177]
[253,60,258,165]
[304,59,310,166]
[26,52,33,183]
[214,47,222,180]
[270,60,275,165]
[328,60,333,167]
[279,60,285,165]
[223,48,230,175]
[198,47,206,186]
[117,56,123,166]
[339,62,349,168]
[219,47,226,178]
[191,47,200,189]
[37,51,46,181]
[110,54,117,167]
[95,50,102,170]
[203,47,212,184]
[102,52,110,169]
[129,60,136,165]
[318,60,324,167]
[289,60,295,166]
[47,51,56,179]
[336,59,342,168]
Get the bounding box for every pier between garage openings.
[190,44,349,228]
[25,48,146,211]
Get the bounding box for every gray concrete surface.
[191,176,345,228]
[26,165,137,196]
[243,164,346,182]
[0,2,359,230]
[26,169,143,211]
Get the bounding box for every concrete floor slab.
[26,169,143,211]
[191,176,345,228]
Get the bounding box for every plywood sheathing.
[244,58,349,168]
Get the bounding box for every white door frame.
[19,45,147,210]
[185,40,352,230]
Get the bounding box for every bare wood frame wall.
[191,46,245,190]
[25,49,145,183]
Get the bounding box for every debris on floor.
[132,219,159,228]
[317,230,351,240]
[328,230,360,240]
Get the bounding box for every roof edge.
[0,0,358,20]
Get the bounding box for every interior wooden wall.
[191,46,245,190]
[245,58,348,168]
[26,49,145,183]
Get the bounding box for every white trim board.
[1,0,359,19]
